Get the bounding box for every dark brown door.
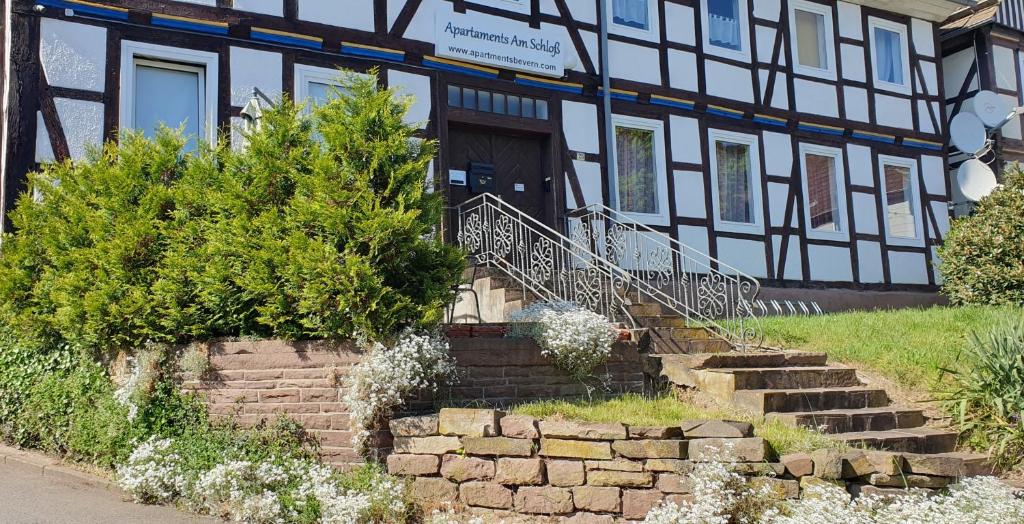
[448,126,549,222]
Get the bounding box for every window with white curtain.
[707,0,742,51]
[612,115,669,225]
[883,163,917,239]
[709,129,762,233]
[799,144,847,240]
[612,0,649,31]
[868,18,910,93]
[789,0,835,78]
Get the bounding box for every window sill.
[704,44,751,63]
[793,65,837,82]
[873,80,912,96]
[714,219,764,235]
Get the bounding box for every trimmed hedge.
[0,71,464,358]
[938,165,1024,306]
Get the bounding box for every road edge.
[0,444,127,498]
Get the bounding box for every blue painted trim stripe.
[422,59,499,79]
[753,115,787,127]
[251,30,323,50]
[649,97,695,111]
[903,139,943,151]
[516,77,583,94]
[707,106,744,119]
[851,131,896,143]
[798,123,845,136]
[39,0,129,20]
[152,16,228,35]
[340,45,404,62]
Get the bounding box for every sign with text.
[436,12,565,78]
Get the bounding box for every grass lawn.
[758,305,1020,390]
[513,393,845,456]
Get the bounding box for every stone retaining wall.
[388,409,994,521]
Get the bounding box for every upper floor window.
[868,18,910,94]
[612,0,650,30]
[879,156,922,245]
[295,64,347,111]
[119,41,218,151]
[703,0,749,60]
[789,0,836,79]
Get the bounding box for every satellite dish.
[971,90,1011,128]
[957,158,998,202]
[950,112,988,154]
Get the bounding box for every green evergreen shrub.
[938,165,1024,305]
[0,69,464,359]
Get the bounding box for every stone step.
[637,316,690,328]
[649,334,734,354]
[766,407,926,434]
[658,351,829,370]
[732,387,890,414]
[835,427,958,454]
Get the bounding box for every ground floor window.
[119,41,218,149]
[799,144,847,239]
[879,155,921,245]
[611,115,668,225]
[709,129,762,233]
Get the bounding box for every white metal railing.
[454,194,636,326]
[568,204,762,348]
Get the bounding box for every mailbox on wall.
[468,162,495,193]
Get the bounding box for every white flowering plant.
[118,435,412,524]
[510,301,619,381]
[344,329,457,454]
[644,455,1024,524]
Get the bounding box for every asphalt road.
[0,461,217,524]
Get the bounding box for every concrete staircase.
[654,351,960,454]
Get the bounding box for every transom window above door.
[447,85,549,121]
[789,0,836,79]
[703,0,749,59]
[119,41,218,151]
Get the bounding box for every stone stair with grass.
[652,350,963,454]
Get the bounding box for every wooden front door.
[448,126,549,223]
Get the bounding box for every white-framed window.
[611,115,669,226]
[702,0,749,60]
[709,129,763,234]
[798,143,847,240]
[295,64,349,111]
[788,0,836,80]
[119,41,218,149]
[878,155,923,246]
[868,17,911,95]
[609,0,656,36]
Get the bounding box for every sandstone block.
[389,414,439,437]
[500,414,540,439]
[585,459,643,472]
[612,439,687,459]
[439,408,501,437]
[628,426,684,439]
[800,475,847,491]
[622,489,665,520]
[495,457,545,485]
[546,460,585,487]
[730,463,786,476]
[409,477,457,504]
[863,451,905,476]
[681,420,754,438]
[848,483,915,499]
[780,453,814,478]
[460,481,513,509]
[463,437,534,457]
[393,436,462,455]
[539,420,627,440]
[540,439,613,460]
[572,486,622,513]
[811,449,844,480]
[749,477,800,499]
[440,454,494,482]
[655,473,691,494]
[514,486,574,514]
[587,470,653,488]
[867,473,949,489]
[562,513,615,524]
[902,453,969,477]
[688,437,770,463]
[386,454,439,476]
[841,451,875,479]
[644,459,693,474]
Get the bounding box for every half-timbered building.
[0,0,975,309]
[941,0,1024,215]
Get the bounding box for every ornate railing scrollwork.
[455,194,636,326]
[568,204,763,349]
